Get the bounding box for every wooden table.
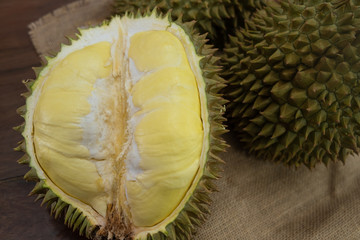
[0,1,88,239]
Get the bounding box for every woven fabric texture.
[28,1,360,239]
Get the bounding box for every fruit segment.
[127,30,203,227]
[33,42,114,216]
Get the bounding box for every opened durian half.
[15,12,227,240]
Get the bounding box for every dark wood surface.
[0,1,88,239]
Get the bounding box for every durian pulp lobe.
[127,30,203,227]
[33,42,119,217]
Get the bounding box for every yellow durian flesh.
[25,15,208,238]
[127,30,203,227]
[33,42,114,217]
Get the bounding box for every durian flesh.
[21,14,223,239]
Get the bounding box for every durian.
[223,0,360,167]
[15,12,227,239]
[113,0,266,47]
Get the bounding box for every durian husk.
[222,0,360,168]
[15,10,228,240]
[113,0,267,48]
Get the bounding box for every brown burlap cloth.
[28,0,360,239]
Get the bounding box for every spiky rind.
[16,144,96,238]
[113,0,266,48]
[24,169,96,238]
[223,0,360,168]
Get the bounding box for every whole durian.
[15,12,227,239]
[223,0,360,167]
[113,0,266,48]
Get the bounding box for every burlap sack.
[28,1,360,239]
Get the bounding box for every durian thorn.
[152,232,165,240]
[20,91,31,98]
[188,215,203,227]
[44,55,52,63]
[65,205,76,225]
[69,209,82,227]
[177,211,192,227]
[73,213,86,232]
[41,189,58,206]
[186,201,202,215]
[192,191,212,205]
[165,224,176,240]
[203,166,219,179]
[32,66,44,78]
[24,168,38,181]
[79,218,89,236]
[34,193,45,202]
[29,180,46,196]
[14,140,25,152]
[65,35,76,43]
[196,202,211,215]
[50,202,57,217]
[175,221,191,237]
[17,153,30,165]
[22,79,35,92]
[203,178,219,192]
[85,221,96,238]
[54,200,67,219]
[16,105,26,116]
[208,151,226,164]
[149,6,159,18]
[13,122,25,133]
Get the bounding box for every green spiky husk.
[222,0,360,168]
[113,0,266,48]
[15,10,228,240]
